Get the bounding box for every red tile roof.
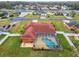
[21,22,55,43]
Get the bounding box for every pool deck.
[33,35,58,49]
[34,36,49,49]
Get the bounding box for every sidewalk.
[0,31,21,45]
[0,35,9,45]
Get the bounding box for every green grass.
[7,20,32,33]
[24,14,40,18]
[0,36,77,57]
[0,34,5,40]
[69,36,79,52]
[56,34,70,49]
[72,15,79,19]
[0,19,11,26]
[47,15,65,18]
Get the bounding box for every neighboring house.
[61,5,69,10]
[2,11,9,18]
[41,7,49,11]
[34,10,47,19]
[14,9,33,15]
[65,22,79,30]
[21,22,59,49]
[75,10,79,15]
[14,9,26,14]
[49,7,58,11]
[65,22,77,30]
[0,24,13,31]
[75,24,79,30]
[54,10,64,16]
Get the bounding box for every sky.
[1,0,79,2]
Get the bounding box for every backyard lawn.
[0,36,77,57]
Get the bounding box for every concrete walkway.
[0,31,10,35]
[0,35,9,45]
[0,31,21,45]
[56,31,79,36]
[8,33,21,36]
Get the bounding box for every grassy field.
[56,34,70,49]
[0,19,11,26]
[24,14,40,18]
[24,14,66,19]
[0,36,77,57]
[0,34,5,40]
[47,15,66,18]
[72,15,79,19]
[69,36,79,52]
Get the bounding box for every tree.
[0,13,3,17]
[70,11,76,17]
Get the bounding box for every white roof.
[32,20,38,22]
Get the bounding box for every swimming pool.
[43,36,56,48]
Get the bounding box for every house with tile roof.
[21,22,56,43]
[21,22,59,49]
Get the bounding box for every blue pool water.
[43,37,56,48]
